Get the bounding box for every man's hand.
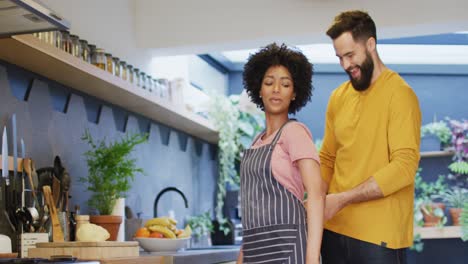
[324,193,346,221]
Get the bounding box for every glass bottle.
[127,65,134,84]
[91,48,106,70]
[120,61,127,80]
[134,68,141,87]
[105,53,114,74]
[70,34,81,58]
[113,57,121,77]
[80,40,91,63]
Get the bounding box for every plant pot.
[449,208,462,226]
[420,134,441,151]
[89,215,123,241]
[421,203,445,227]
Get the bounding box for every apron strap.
[270,119,297,149]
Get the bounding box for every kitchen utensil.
[2,126,16,232]
[52,176,61,208]
[20,139,25,208]
[43,186,64,242]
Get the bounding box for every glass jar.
[127,65,134,84]
[120,61,127,80]
[153,78,160,96]
[113,57,121,77]
[146,74,153,92]
[88,44,96,56]
[91,48,106,70]
[159,78,170,99]
[140,72,147,89]
[80,40,91,63]
[70,34,81,58]
[60,30,72,54]
[134,68,140,87]
[105,53,114,74]
[54,31,62,49]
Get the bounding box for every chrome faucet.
[154,187,188,217]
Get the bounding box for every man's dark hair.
[243,43,313,114]
[326,10,377,42]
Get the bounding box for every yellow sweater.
[320,69,421,249]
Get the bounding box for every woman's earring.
[259,95,262,98]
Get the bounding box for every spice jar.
[127,65,134,83]
[70,34,81,58]
[105,53,114,74]
[120,61,127,80]
[91,48,106,70]
[153,78,160,96]
[60,30,72,54]
[140,72,147,89]
[134,68,140,87]
[113,57,121,77]
[146,74,153,92]
[80,40,91,63]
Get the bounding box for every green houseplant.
[421,121,451,150]
[437,188,468,226]
[208,91,264,234]
[80,129,148,240]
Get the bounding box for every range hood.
[0,0,69,38]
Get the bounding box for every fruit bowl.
[135,237,190,252]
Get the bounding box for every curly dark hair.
[326,10,377,42]
[242,43,313,114]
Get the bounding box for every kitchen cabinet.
[0,35,218,143]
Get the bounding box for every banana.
[147,224,176,238]
[177,225,192,238]
[144,217,174,228]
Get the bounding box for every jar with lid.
[120,61,127,80]
[80,40,91,63]
[70,34,81,58]
[105,53,114,74]
[60,30,72,54]
[140,72,147,89]
[134,68,141,87]
[54,31,62,48]
[113,57,121,77]
[91,48,106,70]
[88,44,96,56]
[127,65,134,84]
[159,78,170,100]
[146,74,153,92]
[153,78,160,97]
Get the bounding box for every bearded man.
[319,10,422,264]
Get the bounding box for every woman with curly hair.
[237,43,326,264]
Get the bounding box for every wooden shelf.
[414,226,462,239]
[0,34,218,143]
[420,150,454,158]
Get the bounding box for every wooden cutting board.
[28,241,139,260]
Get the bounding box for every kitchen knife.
[2,126,8,185]
[21,139,25,207]
[12,114,17,192]
[1,126,8,201]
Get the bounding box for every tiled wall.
[0,60,219,239]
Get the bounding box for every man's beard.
[347,51,374,91]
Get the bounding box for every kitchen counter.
[96,246,240,264]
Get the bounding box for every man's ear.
[366,37,376,52]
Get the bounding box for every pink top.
[251,122,320,201]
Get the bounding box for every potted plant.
[186,211,214,248]
[80,129,148,240]
[414,169,448,227]
[420,120,451,151]
[437,188,468,226]
[446,118,468,189]
[207,91,264,235]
